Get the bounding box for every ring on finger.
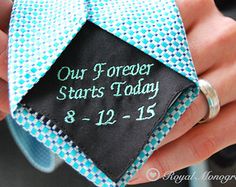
[198,79,221,123]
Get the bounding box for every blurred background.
[0,0,236,187]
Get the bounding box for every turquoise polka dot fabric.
[8,0,200,186]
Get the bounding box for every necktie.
[8,0,199,186]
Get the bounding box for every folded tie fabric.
[6,115,62,173]
[8,0,199,186]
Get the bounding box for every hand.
[129,0,236,184]
[0,0,12,121]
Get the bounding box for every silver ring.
[198,79,220,123]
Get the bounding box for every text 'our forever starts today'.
[56,62,160,101]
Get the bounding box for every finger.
[0,78,10,114]
[0,49,8,81]
[188,15,236,75]
[0,111,7,121]
[158,59,236,147]
[0,29,8,54]
[129,101,236,185]
[201,61,236,107]
[0,30,8,81]
[0,0,13,33]
[176,0,218,32]
[158,93,207,147]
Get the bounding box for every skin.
[0,0,236,185]
[0,0,11,120]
